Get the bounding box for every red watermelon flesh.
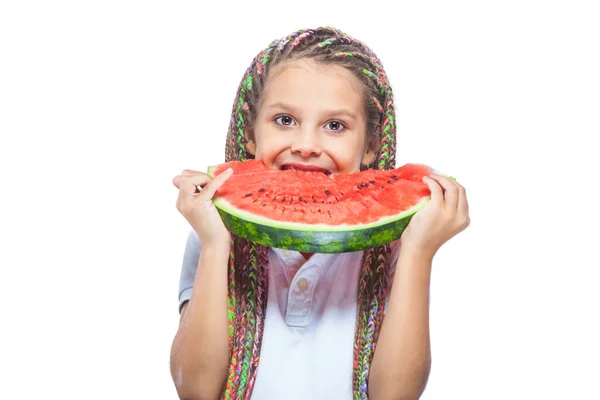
[211,159,433,226]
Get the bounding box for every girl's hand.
[400,173,470,258]
[172,168,234,246]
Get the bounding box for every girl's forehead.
[259,60,364,112]
[269,59,358,84]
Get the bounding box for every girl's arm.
[368,246,433,400]
[369,173,469,399]
[170,242,230,400]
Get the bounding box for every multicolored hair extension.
[222,26,397,399]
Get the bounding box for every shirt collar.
[270,248,337,285]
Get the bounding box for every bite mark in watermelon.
[208,160,440,253]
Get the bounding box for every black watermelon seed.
[324,190,331,195]
[369,180,375,185]
[261,203,266,206]
[252,199,259,204]
[335,197,339,201]
[244,193,252,197]
[299,196,303,201]
[391,175,398,180]
[387,180,391,184]
[313,199,317,203]
[258,188,266,193]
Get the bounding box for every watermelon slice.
[208,160,437,253]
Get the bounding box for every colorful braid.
[353,247,375,396]
[222,26,397,399]
[223,240,238,398]
[291,31,312,47]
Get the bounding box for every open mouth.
[280,164,332,176]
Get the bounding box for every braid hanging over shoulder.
[221,26,397,399]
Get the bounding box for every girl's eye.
[325,120,346,132]
[275,115,296,126]
[274,115,346,131]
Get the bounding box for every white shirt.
[178,230,401,399]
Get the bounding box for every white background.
[1,0,599,399]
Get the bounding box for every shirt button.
[297,278,309,292]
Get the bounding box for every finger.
[455,180,470,219]
[179,172,213,196]
[199,168,234,200]
[173,170,206,190]
[430,173,459,211]
[172,175,182,189]
[422,176,444,204]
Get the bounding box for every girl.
[171,26,469,400]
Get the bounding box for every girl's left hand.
[400,173,470,258]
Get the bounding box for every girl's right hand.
[172,168,234,246]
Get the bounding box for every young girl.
[171,26,469,400]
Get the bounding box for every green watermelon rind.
[212,196,429,253]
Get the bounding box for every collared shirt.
[178,230,401,399]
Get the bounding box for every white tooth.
[285,166,327,174]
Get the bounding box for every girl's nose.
[290,129,322,158]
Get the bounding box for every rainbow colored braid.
[222,26,397,399]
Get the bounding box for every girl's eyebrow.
[267,102,357,121]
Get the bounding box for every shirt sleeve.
[178,229,201,314]
[384,239,402,315]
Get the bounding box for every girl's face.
[247,59,375,175]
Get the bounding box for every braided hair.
[222,26,397,399]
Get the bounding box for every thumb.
[200,168,234,199]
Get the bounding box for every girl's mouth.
[280,164,332,176]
